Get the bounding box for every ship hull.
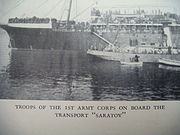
[1,24,180,52]
[0,25,91,51]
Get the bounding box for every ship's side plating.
[1,25,91,51]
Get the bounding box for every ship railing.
[8,17,51,24]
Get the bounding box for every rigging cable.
[22,0,49,17]
[44,0,64,17]
[59,0,67,21]
[71,0,101,20]
[76,0,77,21]
[71,3,95,20]
[2,0,25,16]
[113,26,120,45]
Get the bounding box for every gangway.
[92,32,114,45]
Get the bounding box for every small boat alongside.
[158,58,180,67]
[120,61,143,66]
[87,49,121,61]
[159,64,180,71]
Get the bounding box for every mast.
[67,0,73,26]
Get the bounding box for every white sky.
[0,0,180,24]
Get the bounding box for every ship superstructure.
[90,7,180,49]
[88,7,180,62]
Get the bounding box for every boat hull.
[158,58,180,67]
[87,50,180,63]
[120,61,143,66]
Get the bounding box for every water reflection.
[89,61,180,101]
[3,49,93,100]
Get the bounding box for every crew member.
[134,55,140,62]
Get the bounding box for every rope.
[71,2,96,20]
[59,0,67,21]
[113,26,121,45]
[2,0,25,16]
[71,0,102,20]
[44,0,64,17]
[24,0,49,17]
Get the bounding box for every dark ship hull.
[0,25,91,51]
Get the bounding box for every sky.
[0,0,180,24]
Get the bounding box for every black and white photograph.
[0,0,180,101]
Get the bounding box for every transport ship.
[1,0,180,59]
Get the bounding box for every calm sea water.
[0,28,180,101]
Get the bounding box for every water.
[0,28,180,101]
